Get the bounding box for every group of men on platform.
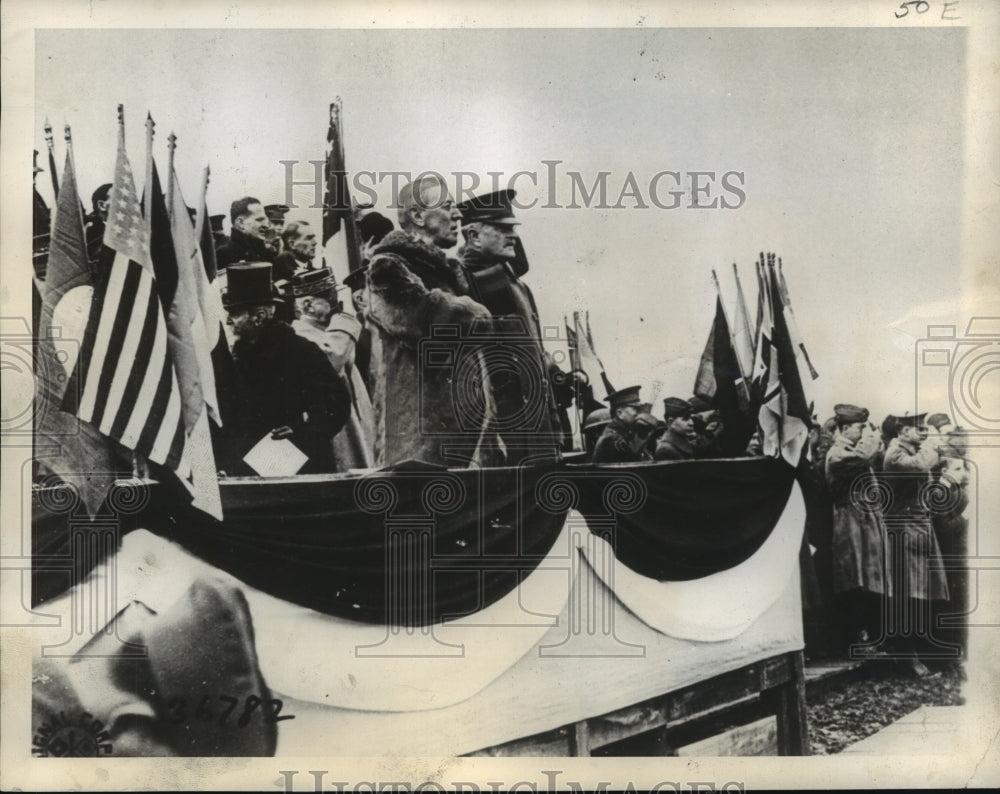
[585,388,726,464]
[209,177,581,475]
[805,404,971,677]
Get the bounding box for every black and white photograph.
[2,1,999,790]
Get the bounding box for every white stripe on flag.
[119,285,168,449]
[100,269,155,438]
[79,253,129,421]
[149,373,182,465]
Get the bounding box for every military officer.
[592,386,646,464]
[654,397,697,461]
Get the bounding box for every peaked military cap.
[263,204,291,223]
[605,385,642,411]
[895,412,928,429]
[833,403,869,424]
[663,397,692,419]
[457,189,521,225]
[291,267,337,298]
[687,395,713,414]
[222,262,283,310]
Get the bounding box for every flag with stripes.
[63,122,188,476]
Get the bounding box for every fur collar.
[372,231,460,293]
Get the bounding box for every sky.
[32,25,994,423]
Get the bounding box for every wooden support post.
[766,651,809,755]
[569,720,590,756]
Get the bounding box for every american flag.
[63,114,188,475]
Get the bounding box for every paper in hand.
[242,435,309,477]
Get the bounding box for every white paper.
[241,435,308,477]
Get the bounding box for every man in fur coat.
[220,263,351,475]
[363,176,497,469]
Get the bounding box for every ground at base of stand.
[808,661,965,755]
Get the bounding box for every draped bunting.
[33,458,797,627]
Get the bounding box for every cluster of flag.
[38,106,229,519]
[694,253,818,466]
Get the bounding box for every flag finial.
[44,118,53,141]
[63,123,72,144]
[167,131,177,151]
[117,104,124,126]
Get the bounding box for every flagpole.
[776,257,819,380]
[195,165,210,239]
[63,124,83,233]
[166,132,177,220]
[44,119,59,199]
[145,112,155,239]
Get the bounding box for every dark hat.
[33,149,43,174]
[291,267,337,298]
[209,214,226,233]
[222,262,283,310]
[343,265,369,291]
[457,189,520,225]
[895,413,928,429]
[881,414,902,440]
[926,412,952,430]
[605,385,642,411]
[663,396,692,419]
[583,407,611,430]
[263,204,291,223]
[687,395,713,414]
[833,403,869,424]
[358,210,394,246]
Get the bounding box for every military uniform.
[591,386,646,464]
[457,189,569,460]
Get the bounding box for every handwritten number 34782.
[895,1,930,17]
[165,694,294,727]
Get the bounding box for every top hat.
[457,189,521,225]
[222,262,283,310]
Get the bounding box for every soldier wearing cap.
[456,188,577,460]
[262,204,290,254]
[592,386,646,464]
[364,175,497,468]
[654,397,697,461]
[219,263,350,475]
[290,268,375,471]
[882,412,950,676]
[686,395,726,458]
[824,403,888,652]
[84,183,112,270]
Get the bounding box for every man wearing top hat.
[290,267,376,471]
[824,403,888,653]
[219,262,350,475]
[456,188,577,460]
[654,397,697,461]
[363,175,498,468]
[592,386,646,464]
[881,412,950,676]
